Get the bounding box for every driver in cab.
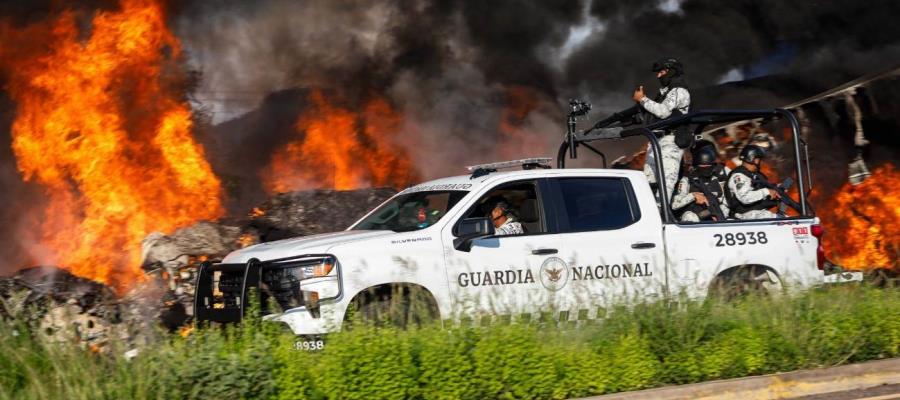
[491,199,524,236]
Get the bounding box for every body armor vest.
[686,164,727,220]
[726,165,777,214]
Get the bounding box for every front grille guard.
[194,254,334,324]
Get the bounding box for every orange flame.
[497,85,550,160]
[816,164,899,270]
[1,0,223,291]
[262,90,418,192]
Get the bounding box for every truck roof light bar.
[466,157,552,179]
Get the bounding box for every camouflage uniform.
[726,166,776,220]
[671,165,731,222]
[640,87,691,203]
[495,217,524,236]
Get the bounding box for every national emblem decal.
[539,257,570,291]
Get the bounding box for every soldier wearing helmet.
[671,141,730,222]
[634,57,691,204]
[725,144,782,220]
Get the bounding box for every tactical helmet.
[652,57,684,76]
[692,145,718,166]
[739,144,766,163]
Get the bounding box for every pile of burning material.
[140,221,255,322]
[138,187,398,321]
[0,266,121,349]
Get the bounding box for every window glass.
[352,191,467,232]
[457,181,544,235]
[557,178,637,232]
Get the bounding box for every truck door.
[543,176,667,314]
[441,179,560,319]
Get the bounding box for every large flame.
[1,0,223,291]
[262,90,418,192]
[817,164,899,270]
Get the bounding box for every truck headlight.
[300,259,334,278]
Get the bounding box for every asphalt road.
[579,358,900,400]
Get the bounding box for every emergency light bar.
[465,157,552,179]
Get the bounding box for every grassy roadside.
[1,285,899,400]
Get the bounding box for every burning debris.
[0,266,121,348]
[0,0,223,292]
[817,165,900,271]
[246,187,397,241]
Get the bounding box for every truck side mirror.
[453,217,495,252]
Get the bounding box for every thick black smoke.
[171,0,900,211]
[1,0,900,271]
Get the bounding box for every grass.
[1,284,899,399]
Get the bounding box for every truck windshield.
[352,190,468,232]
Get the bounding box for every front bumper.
[194,254,341,324]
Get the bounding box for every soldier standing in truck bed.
[633,58,691,204]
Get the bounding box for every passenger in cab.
[725,145,781,220]
[672,143,730,222]
[491,199,524,236]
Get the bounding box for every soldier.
[633,58,691,204]
[491,199,524,235]
[725,145,781,220]
[672,144,730,222]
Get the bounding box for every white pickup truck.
[194,109,842,336]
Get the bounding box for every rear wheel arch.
[708,264,784,300]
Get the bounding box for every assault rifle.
[688,177,727,221]
[586,104,642,132]
[752,177,802,216]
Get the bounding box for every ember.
[0,0,223,292]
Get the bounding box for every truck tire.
[709,265,782,301]
[345,284,439,328]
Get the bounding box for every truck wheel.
[345,285,439,328]
[710,265,782,301]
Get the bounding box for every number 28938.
[714,232,768,247]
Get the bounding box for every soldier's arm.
[670,177,694,210]
[639,88,690,119]
[728,173,769,204]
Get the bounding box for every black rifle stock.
[752,177,802,215]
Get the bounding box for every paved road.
[794,383,900,400]
[579,358,900,400]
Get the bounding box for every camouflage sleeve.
[639,88,690,119]
[670,176,694,210]
[496,222,524,236]
[727,172,769,204]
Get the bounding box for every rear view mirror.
[454,217,495,252]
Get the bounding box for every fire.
[498,85,550,159]
[816,164,899,271]
[262,90,418,192]
[0,0,223,291]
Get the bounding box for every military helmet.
[692,145,718,166]
[652,57,684,75]
[739,144,766,163]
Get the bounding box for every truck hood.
[221,230,395,263]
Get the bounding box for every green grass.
[2,285,899,399]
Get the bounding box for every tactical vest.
[647,87,692,148]
[725,165,777,215]
[686,164,727,220]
